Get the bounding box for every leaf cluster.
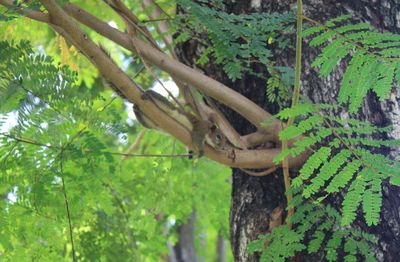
[0,40,232,261]
[248,14,400,261]
[304,15,400,113]
[248,189,378,262]
[275,103,400,226]
[175,0,295,80]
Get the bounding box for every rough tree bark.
[176,0,400,261]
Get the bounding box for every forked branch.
[0,0,308,171]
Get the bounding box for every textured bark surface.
[176,0,400,261]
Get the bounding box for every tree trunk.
[171,211,202,262]
[216,232,227,262]
[176,0,400,261]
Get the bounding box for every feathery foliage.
[247,13,400,261]
[274,102,400,226]
[247,189,378,262]
[0,40,232,261]
[304,15,400,113]
[175,0,295,80]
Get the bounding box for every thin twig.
[141,17,174,23]
[122,15,184,111]
[122,130,146,160]
[60,150,77,262]
[50,127,87,262]
[1,133,191,158]
[319,113,372,169]
[106,0,160,50]
[282,0,303,228]
[1,133,56,149]
[132,65,146,79]
[141,0,175,57]
[148,0,172,19]
[102,152,191,158]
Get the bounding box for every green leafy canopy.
[0,40,231,261]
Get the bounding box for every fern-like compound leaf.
[306,17,400,112]
[362,178,382,226]
[341,171,368,226]
[303,149,352,198]
[326,159,362,193]
[326,231,344,261]
[292,146,331,188]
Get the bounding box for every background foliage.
[0,5,232,261]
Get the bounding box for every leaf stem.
[283,0,303,228]
[0,133,191,158]
[60,150,77,262]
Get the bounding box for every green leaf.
[303,149,352,198]
[326,160,362,193]
[362,179,382,226]
[390,175,400,186]
[308,231,325,253]
[277,103,317,119]
[293,147,331,188]
[341,171,368,226]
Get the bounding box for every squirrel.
[133,90,216,157]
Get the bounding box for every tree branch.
[2,0,307,170]
[105,0,160,50]
[60,3,283,137]
[0,0,272,145]
[0,0,280,137]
